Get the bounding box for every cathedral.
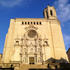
[2,6,68,66]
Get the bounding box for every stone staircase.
[18,64,47,70]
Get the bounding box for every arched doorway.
[29,57,35,64]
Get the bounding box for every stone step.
[19,64,47,70]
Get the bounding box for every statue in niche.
[43,39,49,46]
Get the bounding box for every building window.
[22,22,24,25]
[28,22,29,25]
[46,11,49,18]
[40,22,41,25]
[21,21,42,25]
[50,10,53,16]
[25,22,27,25]
[34,22,35,25]
[31,22,32,24]
[37,22,38,25]
[28,30,37,38]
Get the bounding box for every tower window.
[46,11,49,18]
[50,10,53,16]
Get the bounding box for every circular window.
[28,30,37,38]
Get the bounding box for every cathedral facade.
[2,6,68,64]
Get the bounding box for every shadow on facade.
[29,58,70,70]
[46,58,70,70]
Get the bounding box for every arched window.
[34,22,35,25]
[37,22,38,25]
[31,22,32,24]
[25,22,27,25]
[46,11,49,18]
[22,22,24,25]
[50,10,53,16]
[40,22,41,25]
[28,22,29,25]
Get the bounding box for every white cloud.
[54,0,70,22]
[0,0,23,7]
[63,34,70,50]
[54,0,70,50]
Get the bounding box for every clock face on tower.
[28,29,37,38]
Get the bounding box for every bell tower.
[44,6,57,19]
[44,6,68,61]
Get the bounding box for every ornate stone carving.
[25,25,38,31]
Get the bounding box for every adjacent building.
[67,48,70,62]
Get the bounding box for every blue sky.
[0,0,70,53]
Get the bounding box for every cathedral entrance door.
[29,57,34,64]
